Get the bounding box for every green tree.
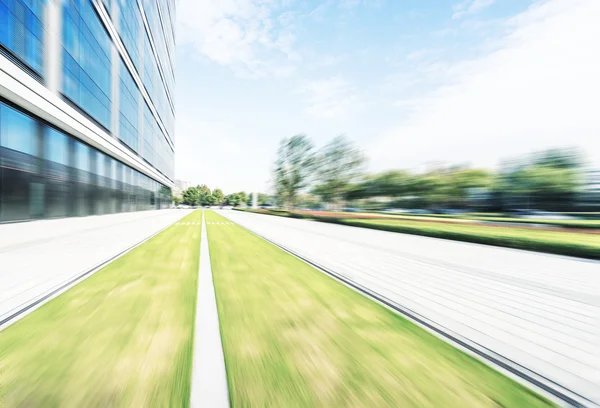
[182,187,200,206]
[496,148,583,210]
[197,184,211,206]
[213,188,225,205]
[226,193,243,207]
[204,194,218,206]
[237,192,248,205]
[172,194,183,205]
[313,135,365,207]
[274,134,315,208]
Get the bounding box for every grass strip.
[0,210,202,407]
[235,208,599,259]
[329,218,599,259]
[376,212,600,229]
[206,210,553,408]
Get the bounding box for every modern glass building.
[0,0,175,222]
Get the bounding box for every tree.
[204,194,218,206]
[495,148,583,210]
[313,135,365,207]
[197,184,211,206]
[172,194,183,205]
[226,194,241,207]
[226,192,249,207]
[273,134,315,208]
[213,188,225,205]
[182,187,200,206]
[237,191,248,205]
[246,192,271,206]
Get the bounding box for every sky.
[174,0,600,193]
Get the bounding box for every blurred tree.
[226,193,242,206]
[183,187,200,206]
[204,194,218,206]
[213,188,225,205]
[197,184,211,206]
[258,193,271,206]
[274,134,316,208]
[533,148,582,169]
[495,148,583,210]
[296,193,321,209]
[313,135,365,207]
[172,194,183,205]
[370,170,413,197]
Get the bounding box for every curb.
[190,211,230,408]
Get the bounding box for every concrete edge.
[190,211,230,408]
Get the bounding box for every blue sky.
[174,0,599,193]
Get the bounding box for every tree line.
[273,134,591,211]
[174,185,270,207]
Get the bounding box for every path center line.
[190,211,230,408]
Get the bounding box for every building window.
[118,0,141,72]
[43,128,71,218]
[62,0,112,130]
[0,103,39,156]
[143,32,154,99]
[0,103,41,221]
[119,58,139,152]
[45,127,69,165]
[0,0,45,75]
[142,102,155,165]
[74,140,90,172]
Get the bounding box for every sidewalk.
[0,210,192,326]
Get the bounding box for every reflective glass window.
[118,0,141,71]
[62,0,112,130]
[0,102,41,221]
[0,103,39,156]
[42,126,71,218]
[95,150,105,176]
[142,102,155,164]
[119,58,139,151]
[0,0,45,75]
[45,127,69,165]
[143,32,154,98]
[74,140,90,171]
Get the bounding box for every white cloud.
[177,0,298,77]
[296,76,362,118]
[453,0,496,19]
[308,1,331,20]
[371,0,600,170]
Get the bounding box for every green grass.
[332,218,599,260]
[0,211,202,408]
[235,208,599,259]
[380,212,600,229]
[206,210,553,408]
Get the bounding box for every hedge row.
[234,208,599,260]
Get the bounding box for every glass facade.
[0,0,175,223]
[118,58,139,152]
[62,0,113,130]
[0,102,171,222]
[0,0,45,76]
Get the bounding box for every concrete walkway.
[0,209,192,327]
[219,210,600,407]
[190,212,230,408]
